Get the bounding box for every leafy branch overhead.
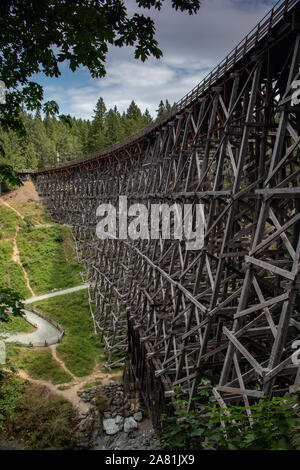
[0,0,201,133]
[0,288,25,323]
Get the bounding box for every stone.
[103,418,122,435]
[115,415,124,425]
[133,411,143,422]
[124,417,138,433]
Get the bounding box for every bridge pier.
[123,321,172,429]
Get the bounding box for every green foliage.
[1,380,77,449]
[0,372,23,430]
[156,99,173,118]
[158,382,213,450]
[0,287,24,323]
[0,163,22,187]
[208,397,300,450]
[159,384,300,450]
[0,0,200,136]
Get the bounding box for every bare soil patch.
[3,181,39,202]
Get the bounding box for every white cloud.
[40,0,279,120]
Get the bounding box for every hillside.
[0,182,122,449]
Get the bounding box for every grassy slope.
[0,197,93,384]
[0,316,35,335]
[0,373,77,449]
[32,290,105,377]
[6,346,72,384]
[17,225,82,295]
[9,200,52,225]
[0,206,30,298]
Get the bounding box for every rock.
[103,412,111,419]
[103,418,122,435]
[124,417,138,433]
[133,411,143,422]
[115,415,124,425]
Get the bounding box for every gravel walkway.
[24,284,89,304]
[4,310,61,346]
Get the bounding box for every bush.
[1,379,77,449]
[159,384,300,450]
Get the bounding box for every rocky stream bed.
[74,382,160,450]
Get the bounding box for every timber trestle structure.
[29,0,300,424]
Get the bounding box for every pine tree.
[142,109,153,126]
[156,100,166,118]
[104,108,124,147]
[156,99,172,119]
[89,97,107,152]
[126,101,142,121]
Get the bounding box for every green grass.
[0,205,23,240]
[0,315,35,335]
[9,200,52,225]
[0,260,31,298]
[0,199,110,384]
[17,225,82,295]
[0,375,77,449]
[6,345,73,385]
[32,290,104,377]
[0,217,30,298]
[79,379,103,390]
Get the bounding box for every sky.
[33,0,278,120]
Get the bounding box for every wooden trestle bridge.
[27,0,300,425]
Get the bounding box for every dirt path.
[11,225,35,297]
[16,369,90,413]
[17,359,122,414]
[50,345,77,381]
[0,197,24,219]
[1,193,35,296]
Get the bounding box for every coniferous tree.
[142,108,153,126]
[89,97,107,152]
[104,108,124,147]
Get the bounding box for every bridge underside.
[32,3,300,424]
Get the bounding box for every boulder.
[124,417,138,433]
[133,411,143,422]
[103,418,122,435]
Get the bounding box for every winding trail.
[12,225,35,297]
[1,188,122,413]
[4,310,61,346]
[0,197,24,219]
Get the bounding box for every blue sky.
[33,0,276,120]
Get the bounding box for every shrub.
[158,384,300,451]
